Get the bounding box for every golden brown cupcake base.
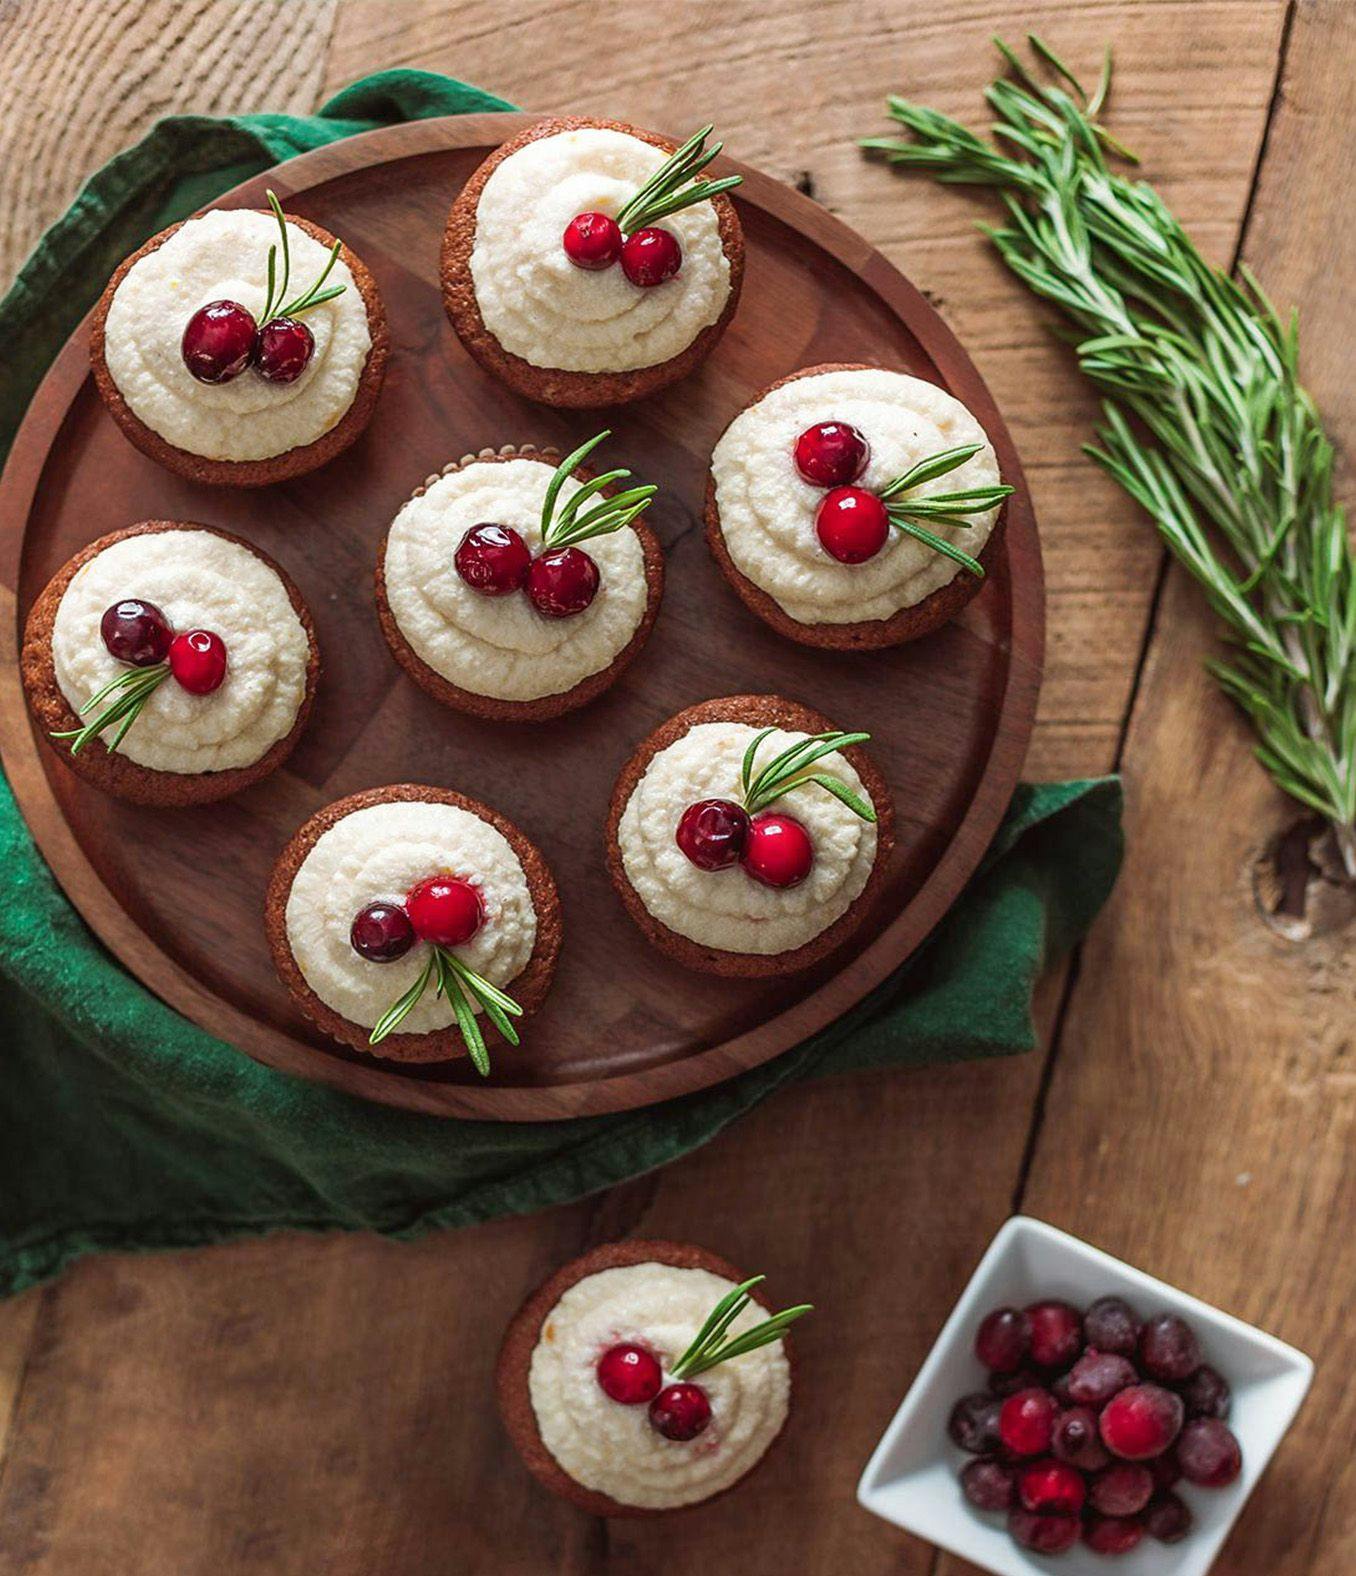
[496,1238,792,1519]
[705,363,1005,649]
[21,521,319,806]
[375,447,665,723]
[264,784,561,1065]
[606,695,895,977]
[441,116,744,409]
[90,212,389,487]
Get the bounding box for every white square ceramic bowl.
[857,1216,1312,1576]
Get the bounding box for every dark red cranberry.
[1099,1383,1184,1460]
[1084,1295,1140,1357]
[181,299,256,383]
[349,901,415,963]
[454,524,532,597]
[1083,1515,1144,1555]
[648,1382,711,1441]
[100,599,172,667]
[1050,1370,1077,1407]
[595,1343,662,1405]
[1176,1417,1242,1487]
[1180,1363,1232,1419]
[254,316,314,383]
[1066,1349,1137,1407]
[998,1388,1058,1458]
[814,486,889,564]
[1025,1300,1083,1370]
[1089,1462,1153,1516]
[793,421,870,487]
[959,1457,1013,1513]
[1007,1509,1079,1554]
[1148,1447,1182,1490]
[741,812,814,889]
[1051,1406,1110,1471]
[948,1392,1002,1455]
[405,875,483,947]
[1016,1458,1085,1516]
[168,629,227,695]
[1138,1313,1202,1383]
[620,226,682,286]
[562,211,623,270]
[527,546,599,618]
[990,1367,1041,1399]
[676,798,750,871]
[975,1307,1030,1374]
[1143,1490,1193,1543]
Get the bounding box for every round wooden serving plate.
[0,114,1043,1122]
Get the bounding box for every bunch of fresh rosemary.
[863,37,1356,874]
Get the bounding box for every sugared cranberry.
[1084,1295,1140,1357]
[454,524,532,597]
[741,812,814,889]
[1025,1300,1083,1370]
[100,599,172,667]
[1016,1459,1085,1517]
[1083,1515,1144,1555]
[793,421,870,487]
[1008,1509,1079,1554]
[1180,1363,1232,1419]
[596,1343,662,1405]
[405,875,484,947]
[168,629,227,695]
[563,211,623,270]
[1052,1407,1110,1472]
[1089,1462,1153,1516]
[676,798,750,871]
[814,486,889,564]
[254,316,314,383]
[620,226,682,287]
[998,1388,1058,1458]
[648,1382,711,1441]
[960,1457,1014,1512]
[990,1367,1041,1399]
[181,299,256,383]
[1099,1383,1184,1460]
[349,901,415,963]
[1143,1490,1193,1543]
[527,546,600,618]
[975,1307,1030,1374]
[948,1393,1002,1455]
[1066,1349,1137,1408]
[1176,1417,1242,1487]
[1138,1313,1201,1382]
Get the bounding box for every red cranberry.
[998,1388,1058,1458]
[793,421,870,487]
[349,901,415,963]
[1008,1509,1079,1554]
[181,299,256,383]
[100,599,172,667]
[960,1457,1014,1512]
[975,1307,1030,1374]
[1138,1313,1201,1383]
[1180,1363,1232,1419]
[1016,1459,1085,1516]
[948,1392,1002,1455]
[563,211,623,270]
[1051,1406,1110,1471]
[405,875,483,947]
[1089,1462,1153,1516]
[1143,1490,1193,1543]
[595,1343,662,1405]
[168,629,227,695]
[1025,1300,1083,1370]
[676,798,750,871]
[741,812,814,889]
[527,546,599,618]
[648,1382,711,1441]
[254,316,314,383]
[990,1367,1041,1399]
[814,486,889,564]
[620,226,682,287]
[1084,1295,1140,1357]
[1084,1515,1144,1555]
[1099,1383,1184,1460]
[454,524,532,597]
[1176,1417,1242,1487]
[1066,1350,1137,1407]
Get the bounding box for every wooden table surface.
[0,2,1351,1572]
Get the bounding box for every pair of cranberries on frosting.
[350,874,484,963]
[595,1344,713,1442]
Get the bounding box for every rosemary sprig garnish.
[368,944,522,1075]
[877,443,1013,578]
[669,1276,812,1380]
[540,430,657,549]
[864,36,1356,874]
[51,662,170,756]
[739,729,877,822]
[258,189,346,326]
[615,125,742,235]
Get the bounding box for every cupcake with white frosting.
[442,118,743,407]
[376,434,664,721]
[90,192,388,485]
[607,695,894,976]
[706,363,1014,647]
[21,522,318,805]
[497,1238,807,1517]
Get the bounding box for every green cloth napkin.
[0,71,1123,1298]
